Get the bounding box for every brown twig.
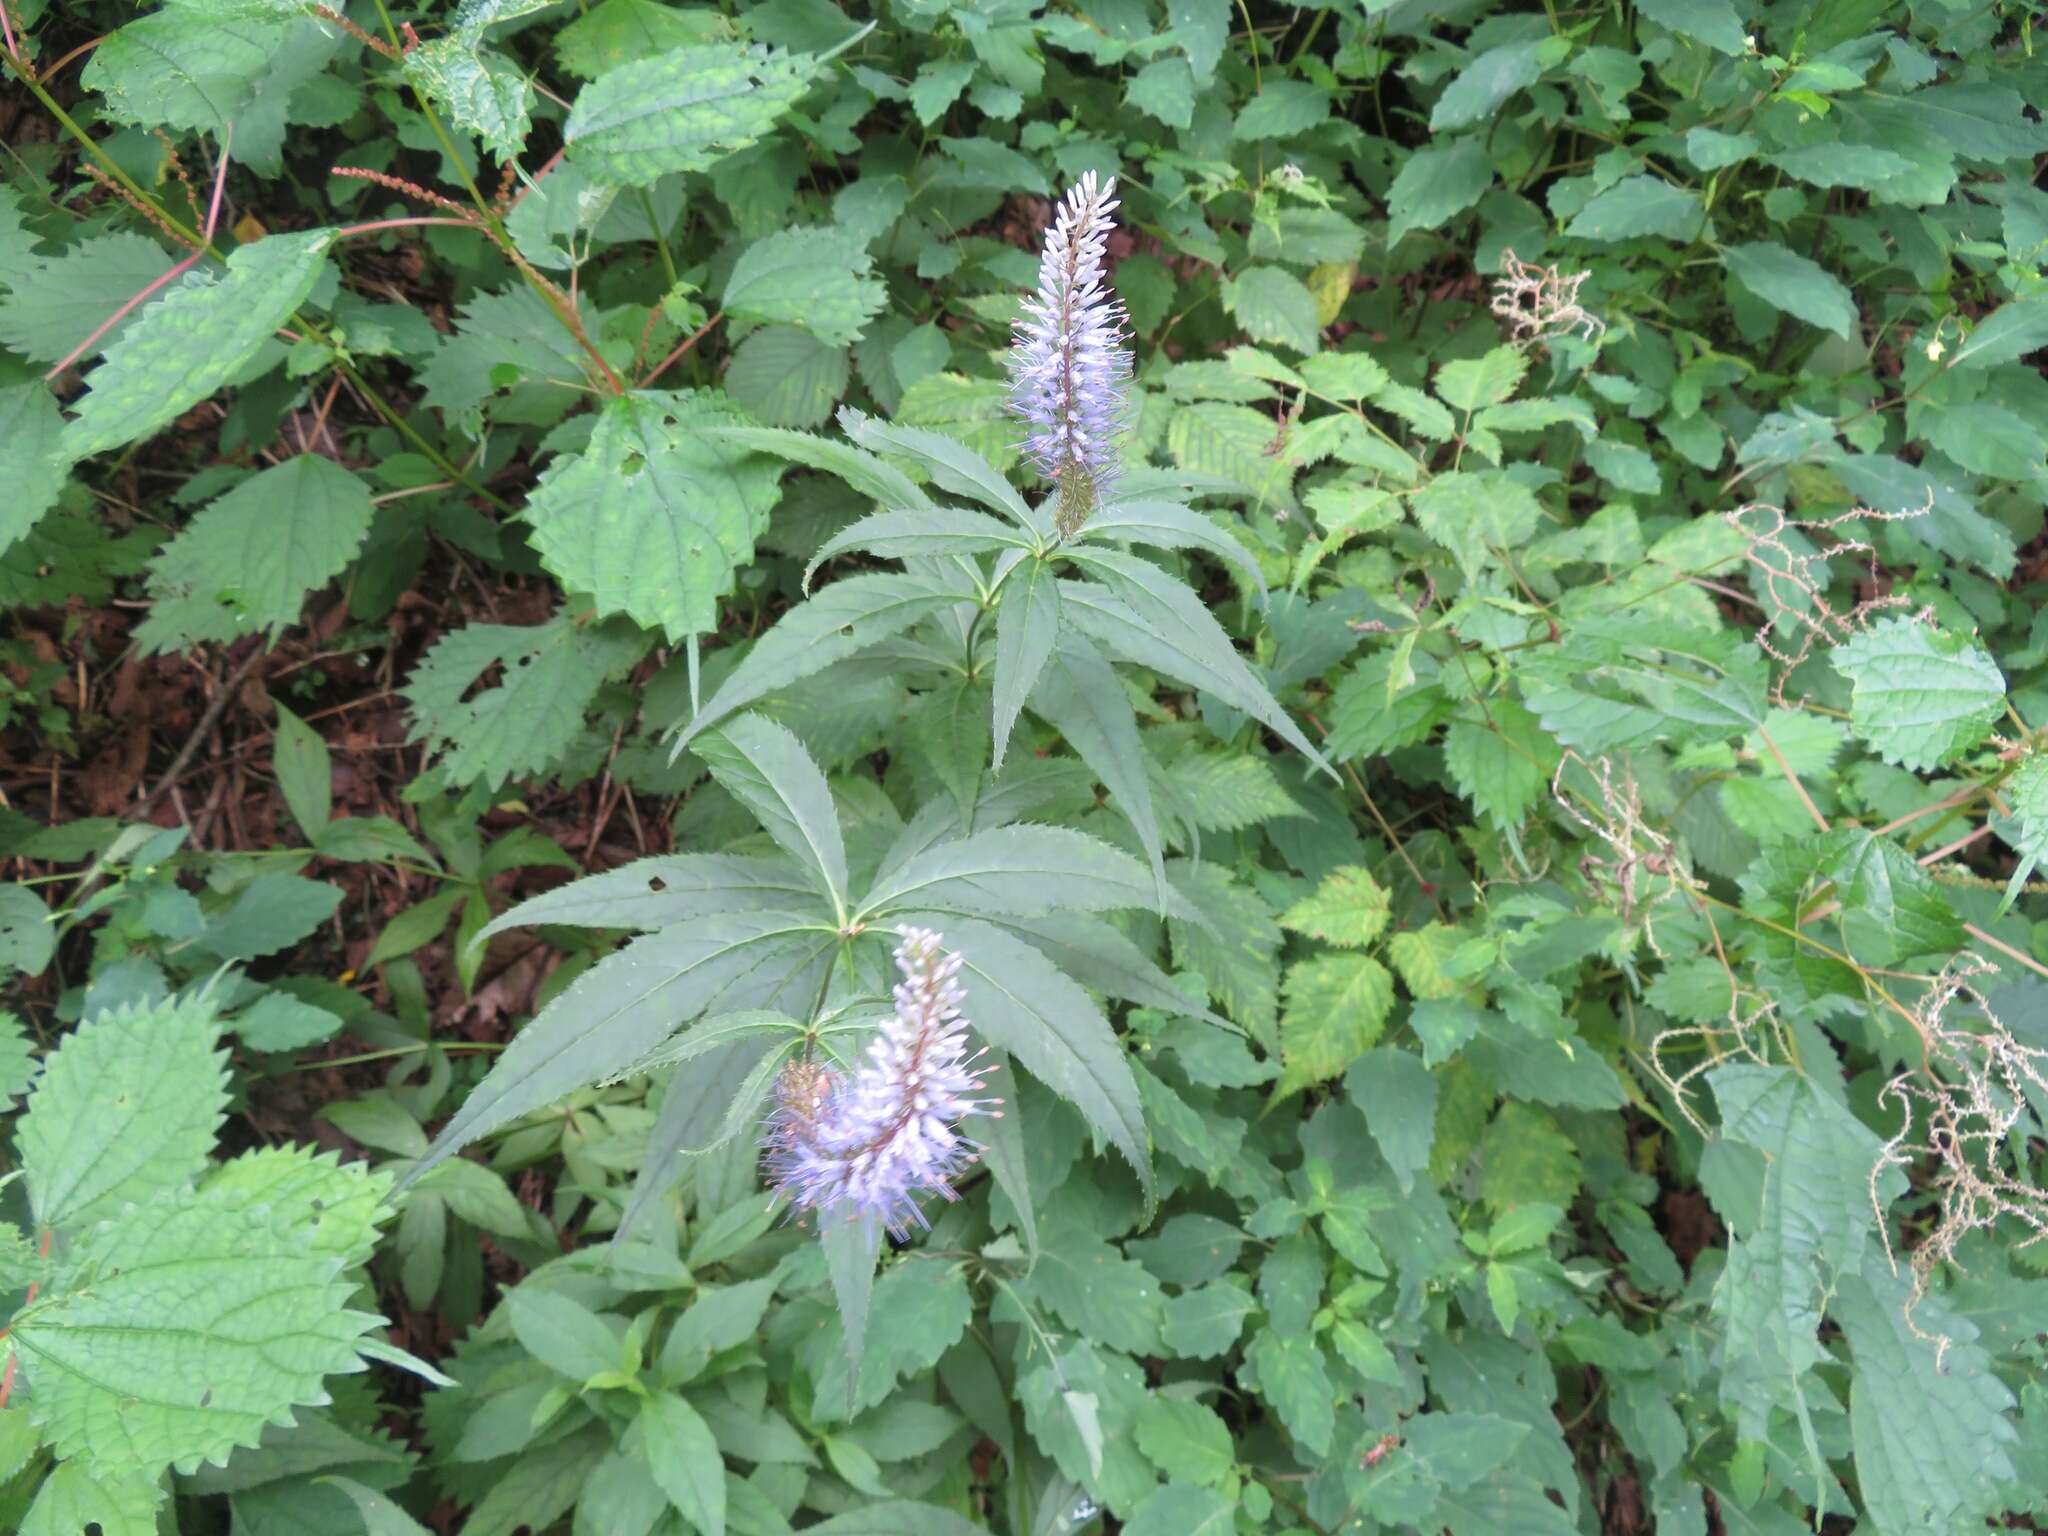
[134,646,267,821]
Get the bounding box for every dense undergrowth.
[3,0,2048,1531]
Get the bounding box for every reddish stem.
[335,215,478,240]
[0,1229,54,1409]
[0,0,20,66]
[45,134,232,383]
[507,147,566,214]
[637,309,724,389]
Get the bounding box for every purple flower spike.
[1009,171,1133,539]
[763,928,1000,1235]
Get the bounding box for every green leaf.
[1346,1048,1438,1194]
[405,38,532,161]
[840,408,1038,530]
[695,714,849,912]
[910,914,1152,1204]
[564,41,825,185]
[1084,498,1266,598]
[1168,860,1281,1037]
[1161,1282,1255,1359]
[1633,0,1746,52]
[61,229,333,461]
[0,886,54,978]
[203,1146,390,1269]
[1430,40,1546,131]
[1061,552,1331,775]
[1723,243,1857,338]
[1948,295,2048,369]
[723,323,849,427]
[1278,953,1394,1093]
[1235,80,1330,140]
[270,700,332,843]
[1031,634,1168,895]
[671,572,964,754]
[198,872,341,960]
[1564,176,1703,242]
[1387,137,1494,244]
[1279,865,1391,947]
[814,1255,972,1418]
[726,228,887,346]
[480,852,815,940]
[1134,1397,1235,1486]
[13,1181,383,1477]
[506,1284,620,1382]
[1435,347,1527,412]
[695,423,933,511]
[1025,1218,1166,1355]
[806,506,1028,589]
[1477,1102,1581,1209]
[638,1393,726,1536]
[1922,401,2045,481]
[1831,617,2005,771]
[1123,1484,1235,1536]
[0,233,179,368]
[83,9,287,133]
[1223,266,1322,354]
[0,384,67,553]
[992,555,1060,772]
[1244,1329,1335,1455]
[1409,471,1542,577]
[137,455,375,652]
[524,391,778,644]
[806,1500,993,1535]
[402,910,835,1183]
[863,824,1171,923]
[1836,1263,2017,1536]
[0,1012,35,1106]
[1998,754,2048,913]
[403,611,647,788]
[1442,703,1557,831]
[19,994,228,1231]
[21,1463,163,1536]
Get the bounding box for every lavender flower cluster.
[1008,171,1133,538]
[762,928,999,1234]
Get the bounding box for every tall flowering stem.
[763,928,999,1235]
[1009,171,1133,539]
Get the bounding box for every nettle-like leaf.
[402,609,649,788]
[0,384,66,554]
[724,228,888,347]
[564,40,832,185]
[405,39,534,163]
[12,1181,384,1477]
[523,391,782,643]
[60,229,334,461]
[136,455,375,653]
[19,994,229,1232]
[1832,616,2006,771]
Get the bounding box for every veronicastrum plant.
[399,174,1322,1305]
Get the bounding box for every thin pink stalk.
[335,216,476,240]
[45,134,233,383]
[0,0,20,63]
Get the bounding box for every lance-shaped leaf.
[992,554,1059,772]
[617,1028,785,1239]
[524,391,781,643]
[1059,554,1332,777]
[805,506,1030,591]
[565,41,826,185]
[981,911,1235,1029]
[479,852,822,942]
[840,407,1045,536]
[12,1185,385,1476]
[61,229,333,460]
[695,425,933,510]
[861,824,1183,923]
[670,572,966,755]
[901,913,1151,1205]
[1031,633,1167,897]
[402,912,838,1184]
[1081,498,1267,600]
[694,714,851,915]
[19,994,229,1231]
